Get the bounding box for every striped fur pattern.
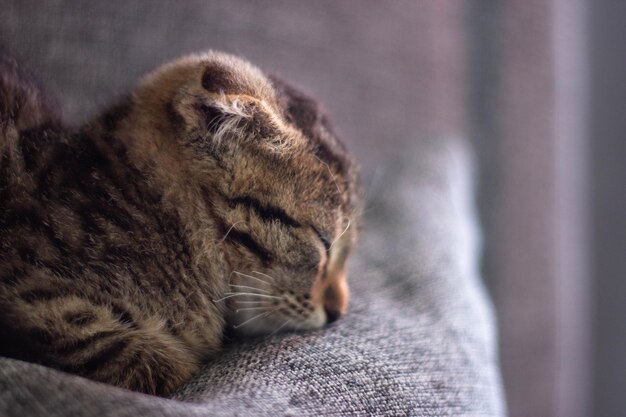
[0,51,361,395]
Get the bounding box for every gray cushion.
[0,138,504,416]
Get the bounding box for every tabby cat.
[0,51,361,396]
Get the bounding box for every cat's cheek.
[298,308,327,330]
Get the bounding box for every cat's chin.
[228,308,328,337]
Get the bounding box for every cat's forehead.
[133,51,360,222]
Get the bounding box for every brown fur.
[0,51,361,395]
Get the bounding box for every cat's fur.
[0,51,360,396]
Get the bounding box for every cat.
[0,50,361,396]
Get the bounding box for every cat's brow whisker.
[314,154,341,194]
[220,221,246,242]
[213,293,283,302]
[229,284,272,294]
[233,310,275,329]
[329,218,351,249]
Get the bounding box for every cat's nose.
[324,307,341,324]
[322,271,349,324]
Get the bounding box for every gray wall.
[0,0,465,169]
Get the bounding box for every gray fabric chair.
[0,2,505,415]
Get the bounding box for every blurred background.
[1,1,623,416]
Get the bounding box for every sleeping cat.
[0,51,361,396]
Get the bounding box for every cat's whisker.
[242,274,277,290]
[233,310,276,329]
[232,271,276,289]
[247,270,289,293]
[250,270,278,284]
[270,317,293,336]
[229,284,272,294]
[329,218,351,249]
[233,300,275,305]
[235,306,272,313]
[213,293,283,302]
[314,154,341,195]
[220,221,246,242]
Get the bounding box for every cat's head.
[128,52,361,335]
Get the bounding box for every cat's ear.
[173,64,275,144]
[200,63,246,96]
